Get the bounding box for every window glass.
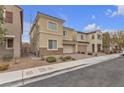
[48,40,57,49]
[81,35,83,40]
[97,34,101,40]
[7,38,13,48]
[92,35,95,39]
[48,22,57,31]
[5,11,13,23]
[63,31,67,36]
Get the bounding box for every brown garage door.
[78,45,87,53]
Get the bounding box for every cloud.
[22,22,31,42]
[91,15,96,19]
[105,9,112,16]
[84,23,101,32]
[102,29,117,32]
[106,5,124,17]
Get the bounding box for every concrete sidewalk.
[0,53,122,87]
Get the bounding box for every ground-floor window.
[48,40,57,50]
[6,38,14,49]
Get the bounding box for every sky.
[20,5,124,42]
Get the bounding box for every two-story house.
[0,5,23,58]
[77,31,102,53]
[30,12,64,56]
[30,12,102,56]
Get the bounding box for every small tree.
[111,30,124,50]
[102,32,110,51]
[0,5,6,45]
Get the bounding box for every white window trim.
[3,8,6,19]
[6,38,14,49]
[47,39,58,50]
[47,20,58,32]
[5,35,15,38]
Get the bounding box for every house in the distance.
[30,12,102,56]
[0,5,23,58]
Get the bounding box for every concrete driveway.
[24,56,124,87]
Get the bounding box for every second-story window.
[81,35,84,40]
[5,11,13,23]
[63,31,67,36]
[48,22,57,31]
[92,34,95,39]
[97,34,102,40]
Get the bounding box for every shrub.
[72,58,76,60]
[59,56,64,59]
[62,58,66,61]
[64,56,72,60]
[46,56,56,63]
[88,53,92,55]
[3,53,13,61]
[0,63,9,71]
[81,52,85,54]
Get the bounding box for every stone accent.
[39,48,63,56]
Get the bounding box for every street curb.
[0,53,122,87]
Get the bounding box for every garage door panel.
[78,45,87,52]
[63,45,74,53]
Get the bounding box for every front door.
[92,44,95,53]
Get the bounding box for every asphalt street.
[24,56,124,87]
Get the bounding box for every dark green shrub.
[88,53,92,55]
[64,56,72,60]
[81,52,85,54]
[72,58,76,60]
[3,53,13,61]
[0,63,9,71]
[62,58,66,61]
[46,56,56,63]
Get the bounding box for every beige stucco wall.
[63,28,76,41]
[39,15,63,48]
[39,33,63,48]
[30,23,40,54]
[77,32,87,42]
[1,5,22,58]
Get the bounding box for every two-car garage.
[63,44,88,54]
[63,40,89,54]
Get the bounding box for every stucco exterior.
[0,5,23,58]
[30,12,102,56]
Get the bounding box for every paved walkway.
[24,56,124,87]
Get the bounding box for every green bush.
[62,58,67,61]
[3,53,13,61]
[72,58,76,60]
[64,56,72,60]
[46,56,56,63]
[0,63,9,71]
[88,53,92,55]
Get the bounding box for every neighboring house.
[22,42,31,55]
[30,12,102,56]
[0,5,23,58]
